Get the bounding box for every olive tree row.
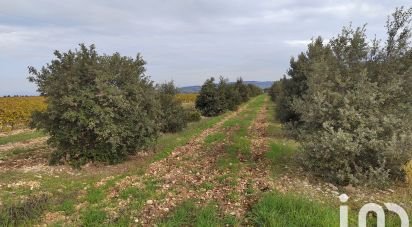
[272,7,412,187]
[29,44,192,166]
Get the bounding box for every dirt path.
[233,97,273,216]
[136,96,273,225]
[136,102,249,224]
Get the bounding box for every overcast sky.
[0,0,410,95]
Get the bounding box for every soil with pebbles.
[137,99,273,225]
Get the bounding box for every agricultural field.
[0,95,195,133]
[0,95,410,226]
[175,93,198,103]
[0,97,46,132]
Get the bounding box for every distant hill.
[179,81,273,93]
[178,86,202,93]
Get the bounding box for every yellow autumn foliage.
[0,96,47,131]
[404,160,412,185]
[175,93,198,103]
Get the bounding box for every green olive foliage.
[195,77,225,117]
[279,7,412,186]
[157,81,188,133]
[195,77,262,116]
[28,44,161,166]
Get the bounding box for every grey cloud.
[0,0,410,95]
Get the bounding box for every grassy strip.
[249,192,340,227]
[248,100,341,226]
[0,130,46,145]
[0,147,38,160]
[153,114,227,161]
[96,101,260,226]
[249,191,402,227]
[263,102,299,176]
[158,200,237,227]
[204,132,225,145]
[218,95,266,172]
[157,96,266,225]
[69,104,254,225]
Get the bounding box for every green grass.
[59,200,76,215]
[57,199,75,215]
[229,136,251,156]
[0,147,36,160]
[158,200,236,227]
[153,113,227,161]
[155,95,266,227]
[86,188,105,204]
[216,147,240,172]
[249,191,403,227]
[0,193,49,226]
[199,182,215,191]
[249,192,340,227]
[81,208,107,226]
[266,104,284,138]
[0,130,46,145]
[248,98,341,226]
[219,95,265,171]
[265,142,297,165]
[204,132,225,144]
[118,179,159,210]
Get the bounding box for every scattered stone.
[327,183,338,191]
[343,184,356,194]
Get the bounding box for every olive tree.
[28,44,161,166]
[290,8,412,186]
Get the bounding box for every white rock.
[339,194,349,202]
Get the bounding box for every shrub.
[268,80,282,102]
[195,77,225,117]
[157,81,188,133]
[224,84,242,111]
[196,76,257,117]
[216,76,230,112]
[0,194,49,226]
[234,78,250,103]
[217,76,242,111]
[286,8,412,186]
[247,84,263,97]
[28,44,161,166]
[184,107,202,122]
